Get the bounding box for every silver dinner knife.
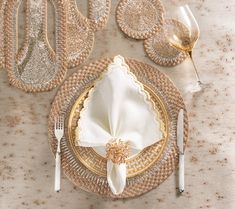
[177,109,184,193]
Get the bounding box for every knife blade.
[177,109,184,193]
[177,109,184,154]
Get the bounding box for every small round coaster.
[116,0,164,39]
[144,19,188,67]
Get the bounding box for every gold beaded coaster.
[116,0,164,39]
[4,0,67,92]
[48,57,189,199]
[66,0,111,68]
[0,0,6,69]
[144,19,189,67]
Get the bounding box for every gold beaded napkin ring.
[106,139,130,165]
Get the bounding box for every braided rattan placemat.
[116,0,164,39]
[48,57,188,199]
[66,0,111,68]
[144,19,188,67]
[4,0,67,92]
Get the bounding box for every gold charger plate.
[48,57,189,199]
[68,85,169,178]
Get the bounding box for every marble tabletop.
[0,0,235,209]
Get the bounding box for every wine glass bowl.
[165,5,200,52]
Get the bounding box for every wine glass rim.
[179,4,190,9]
[172,4,191,13]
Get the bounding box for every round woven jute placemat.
[144,19,189,67]
[116,0,164,39]
[48,57,188,199]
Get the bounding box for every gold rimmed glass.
[165,4,204,92]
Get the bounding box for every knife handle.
[179,154,184,193]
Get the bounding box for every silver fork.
[54,115,64,192]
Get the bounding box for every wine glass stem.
[189,51,202,85]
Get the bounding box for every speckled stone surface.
[0,0,235,209]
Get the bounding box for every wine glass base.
[186,83,202,93]
[186,81,211,93]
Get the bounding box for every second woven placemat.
[144,19,188,67]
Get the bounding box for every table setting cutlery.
[54,115,64,192]
[177,109,185,193]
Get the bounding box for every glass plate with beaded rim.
[48,57,188,199]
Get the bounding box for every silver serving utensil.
[177,109,184,193]
[54,115,64,192]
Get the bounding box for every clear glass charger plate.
[48,57,188,199]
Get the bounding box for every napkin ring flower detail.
[106,139,130,164]
[75,55,164,195]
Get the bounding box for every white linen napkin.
[75,55,164,195]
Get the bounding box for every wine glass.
[164,4,204,92]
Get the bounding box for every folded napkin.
[75,55,164,195]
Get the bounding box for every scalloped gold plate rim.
[67,83,169,178]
